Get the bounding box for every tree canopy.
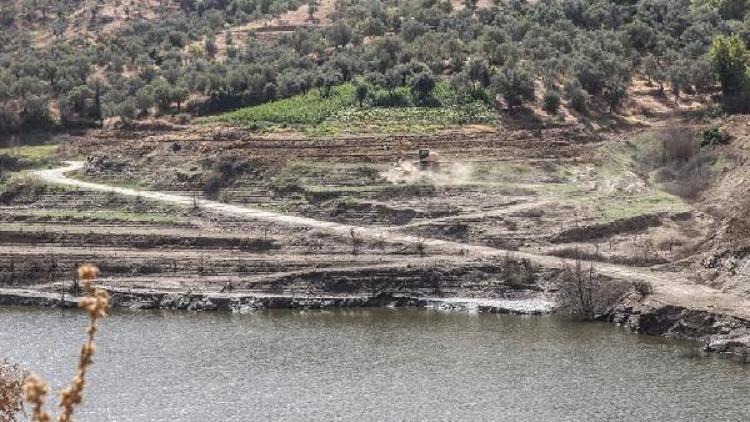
[0,0,746,134]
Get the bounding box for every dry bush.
[660,152,715,199]
[1,360,27,421]
[610,240,668,267]
[632,280,654,297]
[23,264,110,422]
[653,232,685,252]
[349,228,362,255]
[556,260,630,320]
[501,252,536,287]
[633,128,717,200]
[0,176,48,205]
[548,246,605,262]
[658,128,700,164]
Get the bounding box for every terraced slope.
[25,161,750,321]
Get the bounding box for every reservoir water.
[1,307,748,421]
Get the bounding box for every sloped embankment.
[606,296,750,360]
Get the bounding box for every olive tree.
[492,65,535,111]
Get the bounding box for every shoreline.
[2,287,748,362]
[0,287,554,314]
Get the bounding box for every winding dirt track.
[34,162,750,319]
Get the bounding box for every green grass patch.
[314,103,494,136]
[211,84,356,126]
[600,191,690,221]
[0,144,59,160]
[0,144,59,180]
[209,83,495,135]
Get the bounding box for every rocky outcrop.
[605,295,750,360]
[0,289,80,308]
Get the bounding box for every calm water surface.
[1,307,748,421]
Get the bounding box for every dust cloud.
[381,158,477,186]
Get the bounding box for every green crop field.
[211,84,357,126]
[210,83,495,135]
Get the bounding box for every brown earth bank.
[3,113,750,359]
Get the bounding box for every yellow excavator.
[418,148,440,171]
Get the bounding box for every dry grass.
[548,247,606,262]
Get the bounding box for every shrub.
[354,81,369,107]
[212,156,250,180]
[0,153,21,173]
[564,78,589,113]
[270,173,304,193]
[604,82,627,112]
[709,34,749,96]
[371,90,411,107]
[501,252,536,287]
[720,90,750,113]
[202,156,251,197]
[409,71,437,106]
[492,65,535,110]
[203,173,223,197]
[634,128,697,170]
[542,90,561,114]
[701,126,731,147]
[556,260,630,320]
[633,280,654,297]
[659,128,700,164]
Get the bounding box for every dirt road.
[34,162,750,319]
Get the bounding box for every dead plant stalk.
[23,264,110,422]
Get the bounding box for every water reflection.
[1,307,748,421]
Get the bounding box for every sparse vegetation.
[701,126,731,146]
[556,260,629,320]
[0,144,58,178]
[201,155,252,198]
[8,209,188,224]
[269,161,388,197]
[0,175,50,204]
[633,128,720,200]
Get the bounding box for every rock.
[604,298,750,360]
[187,298,217,311]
